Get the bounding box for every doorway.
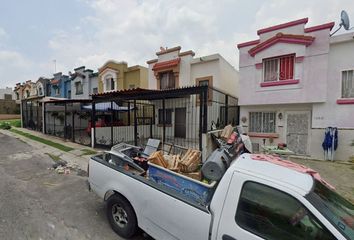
[174,108,186,138]
[286,111,310,155]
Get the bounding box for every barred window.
[263,55,294,82]
[342,70,354,98]
[158,108,172,124]
[249,112,276,133]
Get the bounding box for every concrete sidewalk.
[0,127,103,171]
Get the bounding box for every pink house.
[237,18,354,161]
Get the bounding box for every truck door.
[216,172,338,240]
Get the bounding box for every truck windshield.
[307,180,354,240]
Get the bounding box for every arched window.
[104,75,115,91]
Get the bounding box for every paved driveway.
[0,133,144,240]
[290,157,354,203]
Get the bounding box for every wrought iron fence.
[21,98,43,132]
[91,86,239,151]
[44,100,92,146]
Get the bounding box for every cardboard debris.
[149,148,201,174]
[179,149,201,173]
[148,151,168,168]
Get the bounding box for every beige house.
[147,46,238,96]
[97,60,148,93]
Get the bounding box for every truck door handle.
[222,234,237,240]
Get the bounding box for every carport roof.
[91,86,209,102]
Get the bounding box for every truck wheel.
[106,194,138,238]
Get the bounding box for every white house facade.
[145,46,239,146]
[70,66,98,99]
[237,17,354,161]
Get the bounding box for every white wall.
[0,87,15,100]
[312,33,354,128]
[239,26,331,106]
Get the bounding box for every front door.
[286,111,310,155]
[174,108,186,138]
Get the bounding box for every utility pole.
[53,59,56,73]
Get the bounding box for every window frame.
[262,54,295,82]
[75,81,83,95]
[249,111,276,133]
[196,76,213,104]
[341,69,354,99]
[159,71,176,90]
[235,181,336,240]
[4,94,12,100]
[104,74,115,92]
[158,108,173,125]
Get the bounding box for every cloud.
[2,0,354,88]
[0,28,8,40]
[46,0,354,77]
[0,50,33,87]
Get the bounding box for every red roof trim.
[237,39,260,49]
[249,33,315,57]
[51,79,60,85]
[304,22,335,33]
[257,18,308,35]
[152,58,181,71]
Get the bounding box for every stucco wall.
[190,59,220,86]
[312,34,354,128]
[239,30,330,106]
[124,69,141,89]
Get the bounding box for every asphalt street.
[0,133,145,240]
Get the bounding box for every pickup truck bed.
[89,154,212,239]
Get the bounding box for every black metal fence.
[21,87,239,152]
[91,86,239,151]
[44,100,92,146]
[22,98,43,132]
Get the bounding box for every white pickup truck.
[88,152,354,240]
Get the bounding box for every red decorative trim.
[295,56,305,63]
[51,79,60,85]
[336,98,354,104]
[260,79,299,87]
[248,133,279,138]
[255,63,263,69]
[257,18,308,35]
[304,22,335,33]
[152,58,181,71]
[249,33,315,57]
[237,39,260,49]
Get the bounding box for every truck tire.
[106,194,138,238]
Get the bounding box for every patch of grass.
[45,153,61,161]
[10,129,74,152]
[80,149,97,156]
[350,166,354,171]
[0,119,21,127]
[0,122,11,130]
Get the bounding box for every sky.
[0,0,353,88]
